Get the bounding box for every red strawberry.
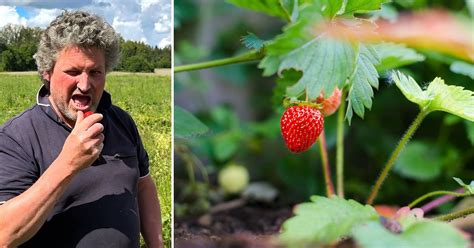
[84,111,94,118]
[316,88,342,116]
[280,106,324,153]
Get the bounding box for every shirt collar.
[36,84,112,125]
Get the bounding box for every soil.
[174,201,474,248]
[174,203,293,248]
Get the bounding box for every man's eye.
[91,70,102,76]
[65,70,80,76]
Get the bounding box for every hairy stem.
[435,207,474,222]
[318,130,335,197]
[367,110,429,205]
[190,151,209,185]
[174,50,264,73]
[336,90,347,198]
[408,190,468,208]
[421,188,466,213]
[176,145,196,185]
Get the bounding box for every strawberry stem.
[176,144,196,185]
[174,50,264,73]
[367,109,429,205]
[435,206,474,222]
[336,89,347,198]
[318,130,335,197]
[283,98,323,109]
[421,188,465,213]
[408,189,468,209]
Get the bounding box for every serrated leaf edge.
[453,177,474,194]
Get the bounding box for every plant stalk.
[435,207,474,222]
[408,190,468,208]
[318,130,335,197]
[336,90,347,198]
[421,188,465,213]
[366,109,429,205]
[174,50,264,73]
[176,145,196,185]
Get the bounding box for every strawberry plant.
[174,0,474,246]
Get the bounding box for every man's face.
[45,45,106,127]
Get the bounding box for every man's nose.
[76,72,91,92]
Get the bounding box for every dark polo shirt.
[0,86,149,247]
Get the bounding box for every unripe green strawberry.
[280,105,324,153]
[316,88,342,116]
[218,163,249,194]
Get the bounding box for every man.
[0,11,163,247]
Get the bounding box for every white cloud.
[154,22,169,33]
[26,8,61,28]
[158,35,171,48]
[140,0,161,11]
[0,6,27,27]
[0,0,171,48]
[112,16,145,42]
[139,1,171,47]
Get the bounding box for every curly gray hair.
[34,10,120,87]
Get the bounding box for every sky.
[0,0,172,48]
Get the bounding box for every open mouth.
[71,94,92,110]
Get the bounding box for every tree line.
[0,24,171,72]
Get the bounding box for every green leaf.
[391,71,474,122]
[258,55,280,76]
[248,114,281,139]
[374,43,425,72]
[211,131,241,162]
[346,44,380,124]
[227,0,291,21]
[241,32,266,50]
[279,35,357,99]
[450,61,474,80]
[394,141,443,181]
[452,177,474,194]
[280,196,379,245]
[390,71,429,106]
[210,106,240,130]
[395,0,429,9]
[370,4,398,22]
[344,0,391,15]
[272,69,302,108]
[353,221,469,248]
[311,0,344,18]
[467,0,474,17]
[280,0,299,22]
[174,106,209,139]
[259,4,324,75]
[266,5,323,57]
[426,77,474,121]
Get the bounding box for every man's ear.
[42,71,51,82]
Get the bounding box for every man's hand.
[0,111,105,246]
[59,111,104,173]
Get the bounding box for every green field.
[0,73,172,247]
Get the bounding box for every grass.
[0,74,172,247]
